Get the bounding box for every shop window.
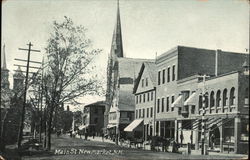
[240,119,249,142]
[244,87,249,106]
[210,91,215,107]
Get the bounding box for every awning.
[78,125,88,130]
[124,119,143,132]
[107,124,116,129]
[171,95,183,108]
[184,92,197,106]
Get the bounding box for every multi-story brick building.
[82,101,106,136]
[128,45,249,154]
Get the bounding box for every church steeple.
[110,0,124,58]
[1,44,10,90]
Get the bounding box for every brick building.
[82,101,106,136]
[129,45,249,154]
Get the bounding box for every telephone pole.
[17,42,41,148]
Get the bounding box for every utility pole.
[17,42,40,148]
[198,74,210,155]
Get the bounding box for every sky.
[2,0,249,110]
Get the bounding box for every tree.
[42,16,102,150]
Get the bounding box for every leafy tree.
[41,16,102,150]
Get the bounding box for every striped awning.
[184,92,197,106]
[124,119,143,132]
[171,95,183,108]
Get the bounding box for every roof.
[133,62,157,93]
[116,58,153,111]
[85,101,106,108]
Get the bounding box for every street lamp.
[198,74,210,155]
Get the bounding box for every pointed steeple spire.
[1,44,7,69]
[110,0,124,57]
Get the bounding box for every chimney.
[215,49,221,76]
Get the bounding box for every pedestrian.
[85,131,88,140]
[92,132,95,139]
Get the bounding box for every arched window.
[223,89,228,106]
[216,90,221,107]
[229,87,235,106]
[210,91,215,107]
[199,95,202,109]
[245,87,249,106]
[205,92,209,108]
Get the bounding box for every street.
[21,135,248,160]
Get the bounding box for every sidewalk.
[75,135,115,144]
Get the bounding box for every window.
[191,105,195,114]
[205,92,209,108]
[147,108,149,118]
[142,79,144,87]
[229,87,235,106]
[136,96,138,104]
[172,65,176,81]
[162,98,165,112]
[245,87,249,106]
[158,71,161,85]
[147,92,150,101]
[136,110,138,119]
[166,97,169,112]
[199,95,203,109]
[216,90,221,107]
[171,96,175,111]
[151,92,154,101]
[143,109,145,118]
[210,91,215,107]
[146,78,148,86]
[143,94,145,103]
[167,67,170,82]
[139,95,142,103]
[150,107,153,117]
[162,69,165,84]
[223,89,228,107]
[139,109,141,118]
[157,99,160,113]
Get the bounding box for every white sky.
[2,0,249,109]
